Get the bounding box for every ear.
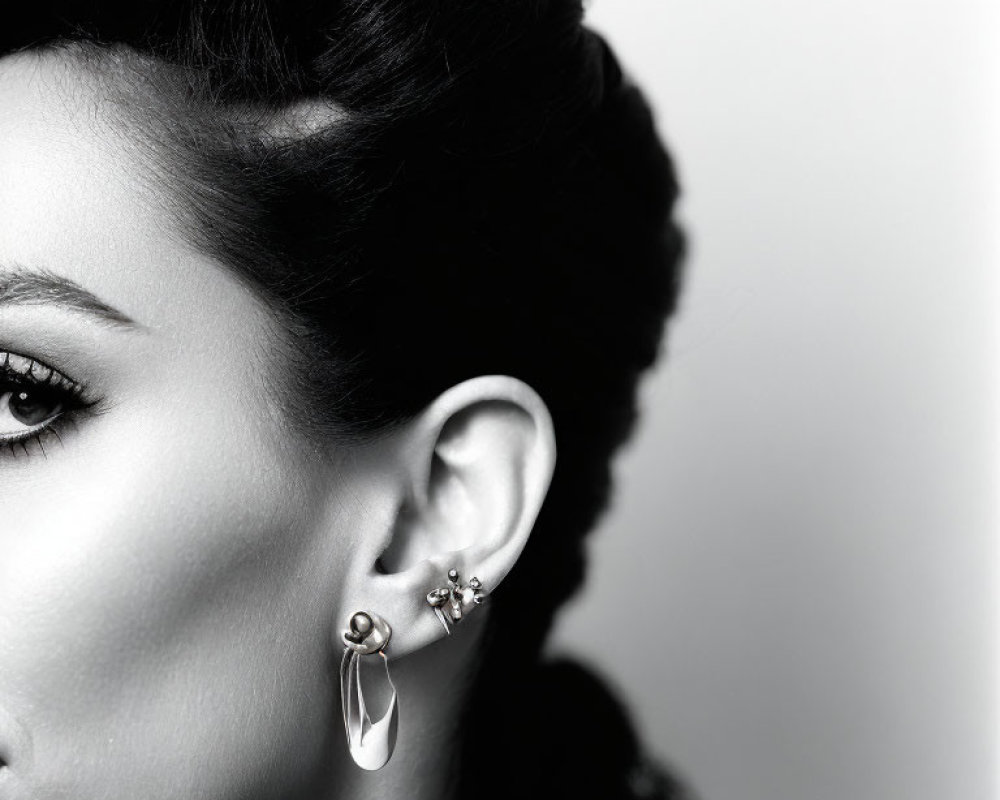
[336,375,556,658]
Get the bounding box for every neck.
[311,611,487,800]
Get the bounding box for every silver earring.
[340,611,399,771]
[425,568,487,635]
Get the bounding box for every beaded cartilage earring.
[340,611,399,771]
[426,568,487,635]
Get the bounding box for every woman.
[0,2,685,798]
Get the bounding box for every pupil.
[9,389,61,426]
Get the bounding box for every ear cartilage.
[426,567,487,635]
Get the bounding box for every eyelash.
[0,350,96,458]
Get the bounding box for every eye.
[0,350,94,455]
[0,385,66,435]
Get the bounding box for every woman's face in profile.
[0,55,361,799]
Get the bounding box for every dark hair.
[3,2,686,797]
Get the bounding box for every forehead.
[0,50,273,342]
[0,52,143,231]
[0,50,157,211]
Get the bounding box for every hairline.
[18,40,369,446]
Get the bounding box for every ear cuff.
[425,567,487,635]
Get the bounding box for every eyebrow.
[0,267,137,328]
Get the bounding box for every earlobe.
[341,375,555,660]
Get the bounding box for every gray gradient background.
[548,2,998,800]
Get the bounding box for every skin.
[0,53,555,800]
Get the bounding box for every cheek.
[0,405,343,798]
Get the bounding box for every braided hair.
[2,2,687,796]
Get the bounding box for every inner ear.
[376,399,536,575]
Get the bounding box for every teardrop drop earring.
[340,611,399,771]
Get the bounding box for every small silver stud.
[426,588,449,607]
[350,612,373,636]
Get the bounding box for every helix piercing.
[426,568,487,635]
[340,611,399,771]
